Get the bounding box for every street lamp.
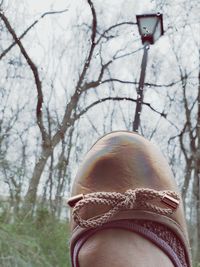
[133,13,164,132]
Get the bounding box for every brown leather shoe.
[68,131,192,267]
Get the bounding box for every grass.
[0,208,71,267]
[0,207,199,267]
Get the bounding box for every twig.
[76,97,167,119]
[0,8,68,60]
[96,21,137,45]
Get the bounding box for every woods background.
[0,0,199,266]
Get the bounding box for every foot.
[69,131,191,267]
[78,229,174,267]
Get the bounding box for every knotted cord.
[70,188,180,229]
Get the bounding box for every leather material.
[69,131,192,266]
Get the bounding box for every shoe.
[67,131,192,267]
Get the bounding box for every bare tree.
[0,4,199,265]
[0,1,158,212]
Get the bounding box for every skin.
[70,131,188,267]
[78,229,174,267]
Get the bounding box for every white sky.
[0,0,199,200]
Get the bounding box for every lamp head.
[136,13,164,45]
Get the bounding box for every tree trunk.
[23,148,50,213]
[193,157,200,264]
[194,64,200,264]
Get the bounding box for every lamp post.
[133,13,164,132]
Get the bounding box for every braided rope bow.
[70,188,180,229]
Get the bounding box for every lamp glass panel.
[138,17,158,36]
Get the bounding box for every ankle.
[78,229,174,267]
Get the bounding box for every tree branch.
[96,21,137,45]
[0,11,48,143]
[113,47,143,60]
[101,78,189,88]
[51,0,97,146]
[82,60,112,90]
[75,97,167,120]
[0,9,68,61]
[81,76,191,92]
[75,0,97,94]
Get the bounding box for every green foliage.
[0,209,71,267]
[0,207,199,267]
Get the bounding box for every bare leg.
[79,229,174,267]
